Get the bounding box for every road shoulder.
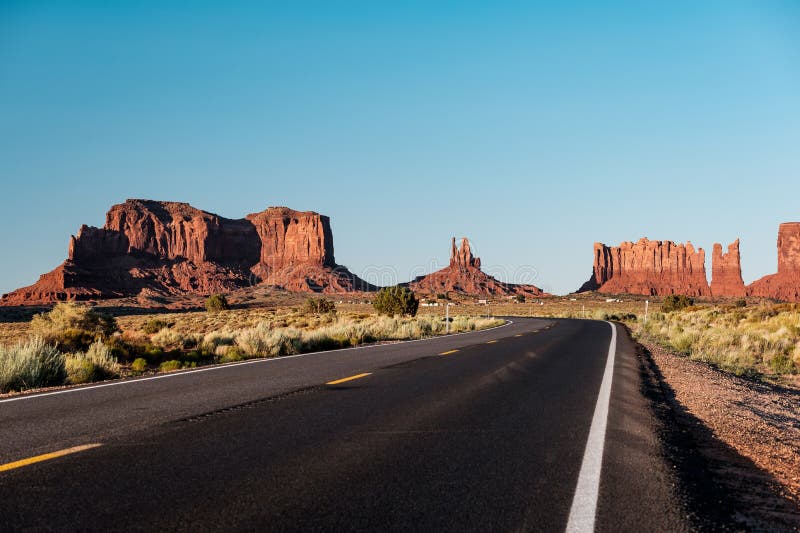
[637,335,800,531]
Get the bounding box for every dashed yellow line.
[515,334,523,337]
[486,340,498,344]
[326,373,372,385]
[439,349,459,356]
[0,443,102,473]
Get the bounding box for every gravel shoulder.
[638,338,800,530]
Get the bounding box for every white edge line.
[565,320,617,533]
[0,319,516,404]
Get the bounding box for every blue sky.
[1,1,799,295]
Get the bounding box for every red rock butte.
[409,237,546,297]
[1,199,376,305]
[578,238,711,297]
[710,239,745,297]
[748,223,800,302]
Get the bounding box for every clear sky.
[1,1,799,295]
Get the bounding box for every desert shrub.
[151,327,185,348]
[768,353,797,375]
[205,294,230,313]
[217,346,245,363]
[30,302,118,351]
[159,360,182,372]
[142,318,170,334]
[105,337,138,364]
[65,340,120,384]
[235,323,302,357]
[515,294,526,303]
[141,345,165,365]
[0,336,66,393]
[303,297,336,315]
[436,293,449,300]
[131,357,148,374]
[373,286,419,317]
[661,295,694,313]
[734,299,747,308]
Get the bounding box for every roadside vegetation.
[0,300,503,395]
[634,301,800,379]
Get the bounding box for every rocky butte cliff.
[748,223,800,302]
[710,240,746,297]
[409,238,546,297]
[1,199,375,305]
[578,238,711,296]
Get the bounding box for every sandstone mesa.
[1,199,375,305]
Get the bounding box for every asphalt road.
[0,318,689,532]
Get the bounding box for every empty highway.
[1,318,691,532]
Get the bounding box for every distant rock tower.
[710,240,745,297]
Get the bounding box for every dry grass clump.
[635,303,800,378]
[65,340,121,384]
[0,336,66,393]
[218,315,504,359]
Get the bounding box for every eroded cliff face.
[711,240,746,297]
[410,238,545,297]
[748,223,800,302]
[579,238,710,296]
[1,200,374,305]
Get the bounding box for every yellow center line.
[486,340,498,344]
[515,334,523,337]
[0,443,102,473]
[439,349,459,355]
[326,372,372,385]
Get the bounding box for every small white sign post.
[644,300,649,323]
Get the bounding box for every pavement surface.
[0,318,691,532]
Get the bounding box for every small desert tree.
[205,294,230,313]
[303,297,336,315]
[373,286,419,317]
[661,295,694,313]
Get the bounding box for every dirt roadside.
[637,338,800,530]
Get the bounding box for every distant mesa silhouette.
[0,199,376,306]
[408,237,547,297]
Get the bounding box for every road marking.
[566,321,617,533]
[439,349,459,356]
[515,334,523,337]
[0,321,514,404]
[0,443,102,473]
[486,340,498,344]
[326,373,372,385]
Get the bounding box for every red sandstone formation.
[1,200,375,305]
[409,238,546,297]
[710,240,745,297]
[748,223,800,302]
[578,238,710,296]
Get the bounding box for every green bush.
[30,302,118,351]
[373,286,419,317]
[131,357,148,374]
[159,360,182,372]
[734,299,747,308]
[661,295,695,313]
[142,318,171,334]
[0,336,67,393]
[303,297,336,315]
[515,294,526,303]
[205,294,230,313]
